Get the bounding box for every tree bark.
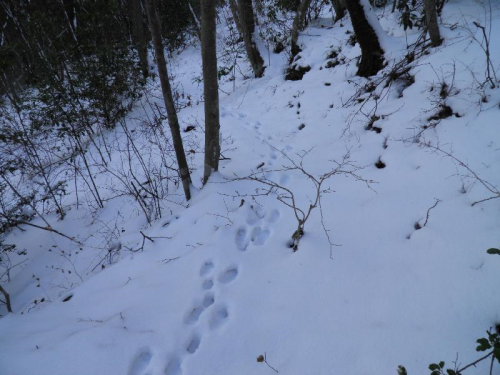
[188,1,202,40]
[61,0,78,44]
[291,0,313,58]
[144,0,192,201]
[228,0,242,37]
[331,0,346,23]
[424,0,442,47]
[129,0,149,78]
[236,0,265,78]
[0,284,12,313]
[345,0,385,77]
[391,0,397,13]
[200,0,220,184]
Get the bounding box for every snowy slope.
[1,2,500,375]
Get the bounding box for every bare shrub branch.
[233,144,374,251]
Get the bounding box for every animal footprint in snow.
[279,174,290,185]
[209,305,229,330]
[218,267,238,284]
[185,306,204,325]
[186,333,201,354]
[199,261,214,277]
[250,227,270,246]
[184,292,214,325]
[236,204,273,250]
[202,279,214,290]
[246,205,265,225]
[235,227,249,251]
[129,349,153,375]
[267,209,280,223]
[164,356,182,375]
[202,293,215,308]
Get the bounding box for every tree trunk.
[0,284,12,313]
[144,0,192,201]
[228,0,242,37]
[200,0,220,184]
[129,0,149,78]
[291,0,313,57]
[236,0,265,78]
[61,0,78,44]
[62,0,76,31]
[188,0,202,40]
[331,0,346,23]
[345,0,384,77]
[229,0,241,37]
[424,0,442,47]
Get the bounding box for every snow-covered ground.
[1,2,500,374]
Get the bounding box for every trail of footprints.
[129,261,238,375]
[223,109,295,170]
[222,110,262,137]
[130,111,282,375]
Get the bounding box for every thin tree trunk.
[72,132,104,209]
[424,0,442,47]
[228,0,242,37]
[345,0,384,77]
[236,0,265,78]
[11,108,68,218]
[60,0,78,45]
[291,0,313,57]
[1,72,20,106]
[144,0,192,201]
[437,0,446,14]
[331,0,346,23]
[188,1,202,40]
[63,0,76,31]
[129,0,149,78]
[200,0,221,184]
[0,284,12,313]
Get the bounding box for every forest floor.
[1,2,500,375]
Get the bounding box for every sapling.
[235,145,373,251]
[400,326,500,374]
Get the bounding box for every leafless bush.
[218,5,249,85]
[418,141,499,206]
[234,145,374,252]
[342,32,429,135]
[402,62,460,143]
[458,1,498,89]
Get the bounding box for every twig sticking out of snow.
[423,198,441,227]
[257,352,279,373]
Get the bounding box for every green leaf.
[476,338,492,351]
[486,248,500,255]
[446,370,456,375]
[439,361,445,368]
[429,364,440,371]
[487,330,496,341]
[494,347,500,363]
[431,371,440,375]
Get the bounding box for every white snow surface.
[1,2,500,375]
